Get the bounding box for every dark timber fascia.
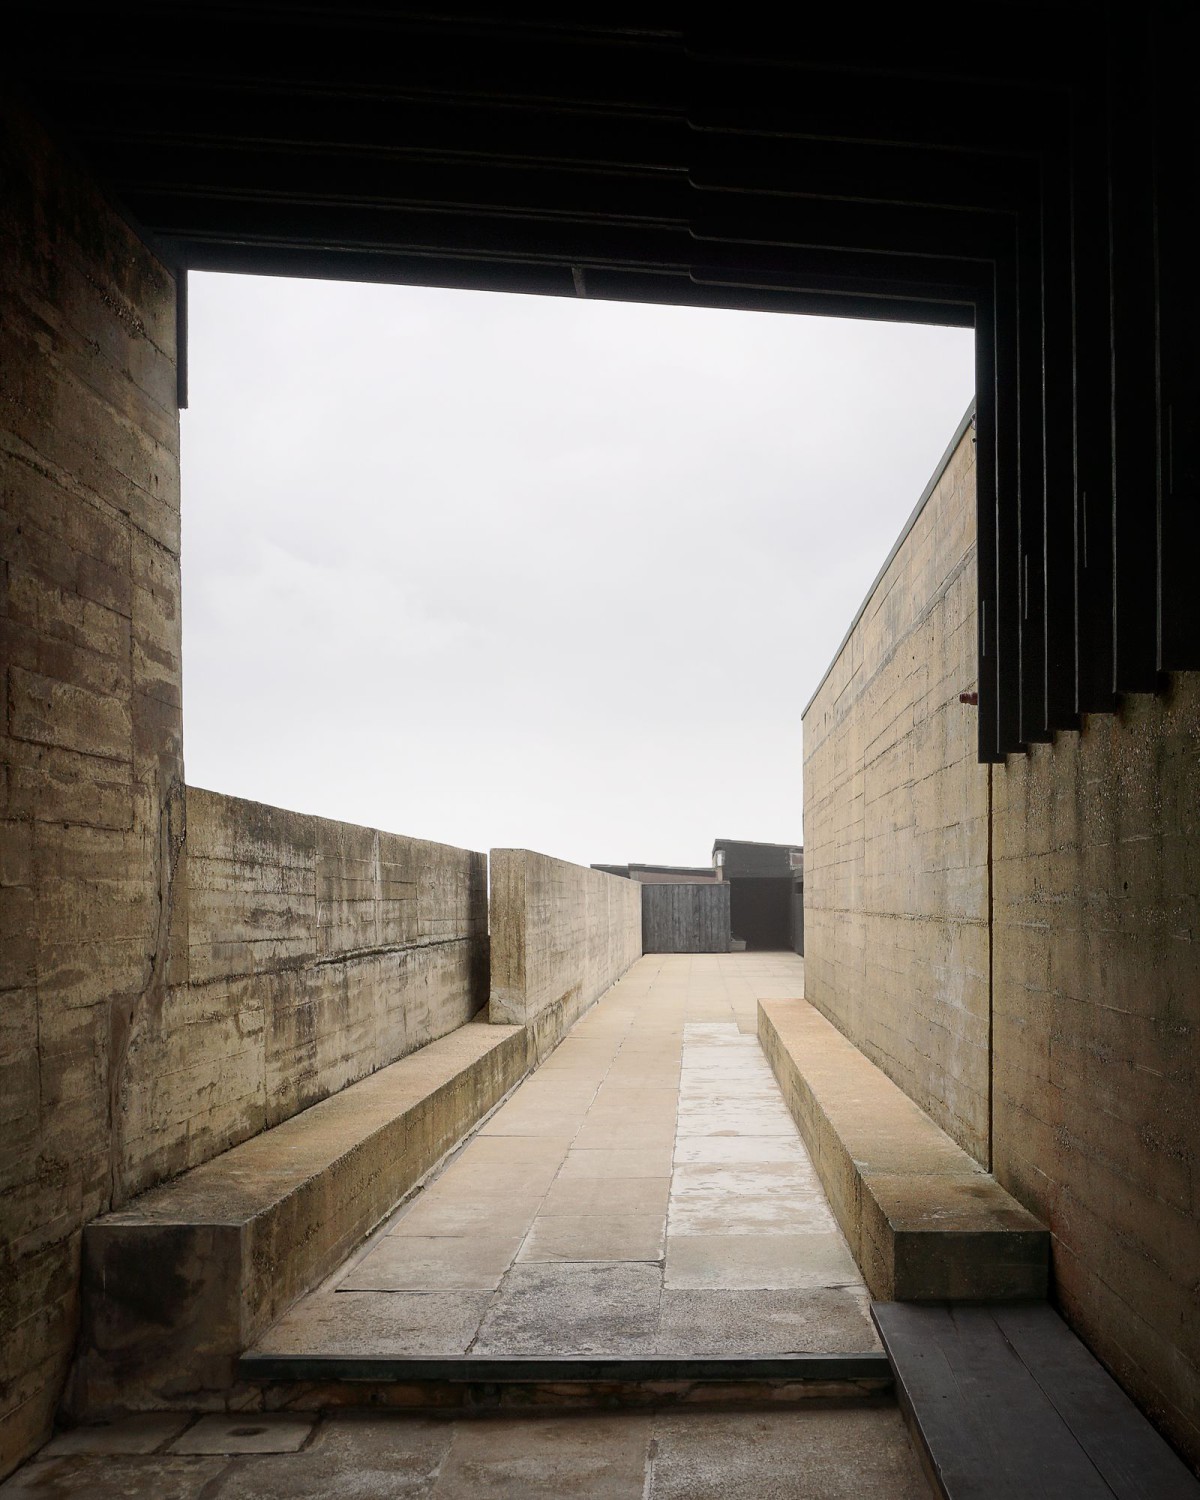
[15,3,1197,758]
[238,1352,892,1385]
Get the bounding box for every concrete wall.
[992,678,1200,1463]
[489,849,642,1059]
[1,101,185,1475]
[121,788,488,1197]
[802,413,990,1163]
[0,103,490,1479]
[803,407,1200,1464]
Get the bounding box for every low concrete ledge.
[758,998,1047,1302]
[489,848,642,1061]
[70,1021,528,1415]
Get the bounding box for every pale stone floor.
[257,953,878,1360]
[3,1406,930,1498]
[3,955,932,1497]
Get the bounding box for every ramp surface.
[247,954,883,1380]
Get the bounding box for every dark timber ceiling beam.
[8,0,1196,764]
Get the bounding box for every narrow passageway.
[3,957,936,1499]
[256,954,879,1359]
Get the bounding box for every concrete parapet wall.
[488,849,642,1058]
[118,788,489,1197]
[0,100,184,1478]
[802,411,989,1162]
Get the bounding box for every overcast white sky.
[180,273,973,868]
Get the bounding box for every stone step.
[70,1021,529,1417]
[759,998,1048,1301]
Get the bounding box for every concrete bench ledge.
[758,998,1048,1302]
[71,1021,528,1415]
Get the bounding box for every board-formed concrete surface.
[801,414,988,1166]
[800,395,1200,1462]
[990,672,1200,1466]
[759,997,1047,1301]
[488,848,642,1059]
[0,98,186,1476]
[251,954,881,1363]
[70,1022,528,1414]
[145,789,490,1190]
[0,1406,933,1498]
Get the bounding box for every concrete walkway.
[255,953,879,1360]
[2,1406,930,1498]
[1,956,935,1499]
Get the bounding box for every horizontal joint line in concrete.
[185,933,481,984]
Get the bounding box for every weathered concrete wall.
[803,406,1200,1465]
[0,102,490,1479]
[992,678,1200,1464]
[489,849,642,1058]
[802,414,990,1162]
[0,101,184,1476]
[120,788,489,1197]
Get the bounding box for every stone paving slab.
[672,1135,808,1165]
[519,1212,666,1264]
[388,1193,541,1239]
[167,1414,313,1455]
[556,1147,674,1180]
[39,1415,192,1458]
[572,1118,678,1150]
[1,1407,930,1498]
[664,1231,862,1291]
[472,1263,663,1355]
[657,1287,877,1355]
[539,1177,671,1219]
[253,1290,492,1357]
[339,1234,523,1292]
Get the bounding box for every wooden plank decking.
[873,1302,1200,1499]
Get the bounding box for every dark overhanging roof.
[9,5,1045,326]
[8,3,1197,762]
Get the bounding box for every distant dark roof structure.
[713,840,803,881]
[13,4,1197,759]
[592,863,719,883]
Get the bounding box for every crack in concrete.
[106,762,185,1211]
